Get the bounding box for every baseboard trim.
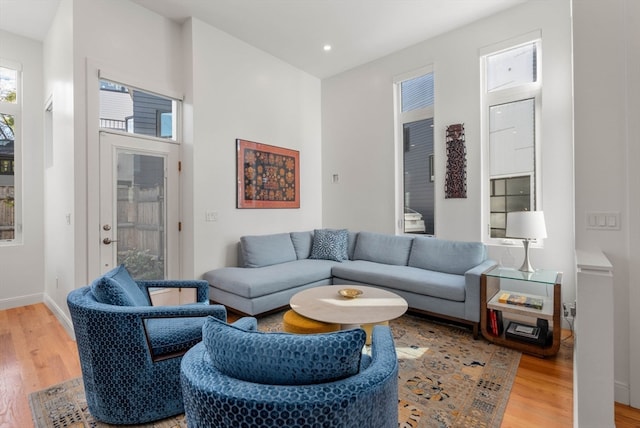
[0,293,43,311]
[43,294,75,340]
[615,380,631,406]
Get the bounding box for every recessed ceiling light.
[323,44,332,52]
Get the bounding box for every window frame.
[0,59,22,245]
[480,33,542,244]
[393,65,435,236]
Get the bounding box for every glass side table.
[480,266,562,357]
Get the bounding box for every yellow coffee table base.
[282,310,340,334]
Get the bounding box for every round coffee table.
[289,285,408,343]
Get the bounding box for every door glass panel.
[117,151,165,279]
[403,118,434,235]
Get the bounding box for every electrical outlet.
[563,301,576,319]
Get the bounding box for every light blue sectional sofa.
[203,230,496,337]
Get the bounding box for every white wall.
[626,0,640,409]
[42,0,75,323]
[40,0,185,327]
[322,2,574,298]
[573,0,640,407]
[0,30,45,309]
[38,0,321,323]
[184,18,322,276]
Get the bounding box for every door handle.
[103,237,118,245]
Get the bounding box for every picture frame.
[236,139,300,209]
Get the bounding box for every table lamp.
[506,211,547,272]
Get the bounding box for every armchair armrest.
[137,279,210,303]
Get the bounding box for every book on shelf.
[486,308,503,336]
[498,292,543,310]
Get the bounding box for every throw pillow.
[203,316,365,385]
[90,264,150,306]
[309,228,349,262]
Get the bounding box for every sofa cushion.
[204,259,337,298]
[408,237,486,275]
[144,316,207,356]
[332,260,466,302]
[347,231,358,260]
[90,264,150,306]
[240,233,297,268]
[290,231,314,259]
[202,316,365,385]
[353,231,414,266]
[310,228,349,262]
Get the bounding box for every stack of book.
[498,292,544,310]
[486,308,503,336]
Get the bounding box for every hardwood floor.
[1,303,639,428]
[0,304,81,428]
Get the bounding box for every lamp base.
[518,239,535,272]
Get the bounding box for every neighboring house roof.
[0,141,14,157]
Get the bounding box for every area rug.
[30,313,520,428]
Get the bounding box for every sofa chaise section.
[203,231,349,315]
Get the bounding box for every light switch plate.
[586,212,620,230]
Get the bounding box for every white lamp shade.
[506,211,547,240]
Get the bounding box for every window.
[99,79,177,140]
[395,70,434,235]
[0,64,20,242]
[482,38,541,239]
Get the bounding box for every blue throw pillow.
[310,228,349,262]
[203,316,365,385]
[90,264,150,306]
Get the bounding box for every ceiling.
[0,0,528,79]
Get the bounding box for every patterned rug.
[29,313,520,428]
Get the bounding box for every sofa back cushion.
[408,237,487,275]
[240,233,297,268]
[90,264,150,306]
[290,230,314,259]
[203,316,365,385]
[353,231,414,266]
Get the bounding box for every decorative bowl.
[339,288,363,299]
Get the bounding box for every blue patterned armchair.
[66,265,227,425]
[180,316,399,428]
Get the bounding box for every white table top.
[289,285,408,325]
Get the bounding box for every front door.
[99,131,180,280]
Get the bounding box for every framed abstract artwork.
[236,139,300,209]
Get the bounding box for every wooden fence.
[117,185,164,255]
[0,186,15,240]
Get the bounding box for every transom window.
[99,79,177,140]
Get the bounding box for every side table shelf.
[480,267,562,358]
